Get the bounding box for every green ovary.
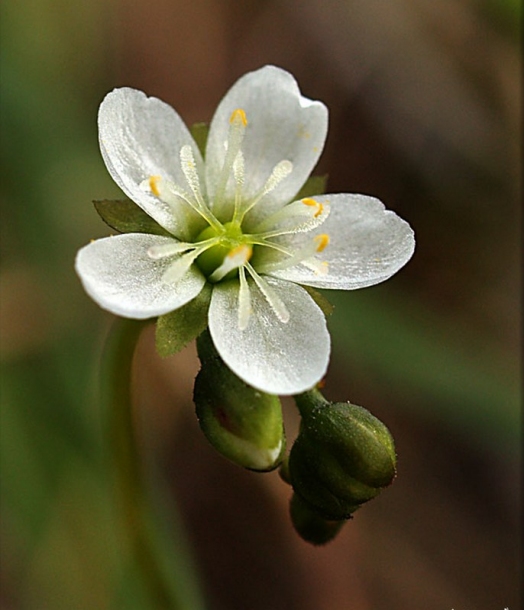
[195,221,250,280]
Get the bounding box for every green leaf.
[295,174,328,200]
[155,285,212,357]
[93,199,172,236]
[303,286,334,317]
[190,122,209,159]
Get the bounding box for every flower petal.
[75,233,205,319]
[269,194,415,289]
[98,88,204,236]
[208,277,330,395]
[205,66,328,217]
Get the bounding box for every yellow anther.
[230,108,248,127]
[313,203,324,218]
[314,234,330,253]
[149,175,161,197]
[302,198,324,217]
[228,243,253,262]
[302,198,318,207]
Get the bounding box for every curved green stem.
[102,318,205,610]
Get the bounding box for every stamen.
[141,175,197,212]
[180,146,206,207]
[213,108,249,210]
[261,160,294,195]
[147,241,195,259]
[141,174,222,235]
[255,160,293,201]
[248,239,293,257]
[233,150,245,187]
[246,264,290,323]
[179,146,222,230]
[148,236,219,260]
[237,266,251,330]
[141,175,186,208]
[232,150,245,222]
[208,244,252,283]
[236,160,293,222]
[140,175,205,240]
[301,198,324,217]
[252,198,330,236]
[315,234,330,252]
[230,108,248,127]
[162,252,199,285]
[256,233,330,275]
[161,241,217,285]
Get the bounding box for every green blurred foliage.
[1,1,125,607]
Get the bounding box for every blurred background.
[0,0,521,609]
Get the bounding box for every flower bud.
[289,389,396,520]
[194,331,285,471]
[289,492,346,545]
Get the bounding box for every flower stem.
[294,387,330,417]
[101,318,205,610]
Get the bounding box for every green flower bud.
[194,331,285,471]
[289,492,346,545]
[289,389,397,520]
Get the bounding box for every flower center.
[195,221,252,281]
[142,107,332,329]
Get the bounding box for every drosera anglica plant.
[76,67,415,604]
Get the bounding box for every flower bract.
[75,66,415,394]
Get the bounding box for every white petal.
[205,66,328,216]
[75,233,205,319]
[209,277,330,395]
[98,88,204,235]
[269,194,415,289]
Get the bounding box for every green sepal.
[302,286,334,317]
[93,199,172,237]
[194,331,286,472]
[290,492,346,545]
[155,285,212,357]
[289,435,364,520]
[295,174,328,200]
[190,122,209,159]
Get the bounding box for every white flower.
[75,66,415,395]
